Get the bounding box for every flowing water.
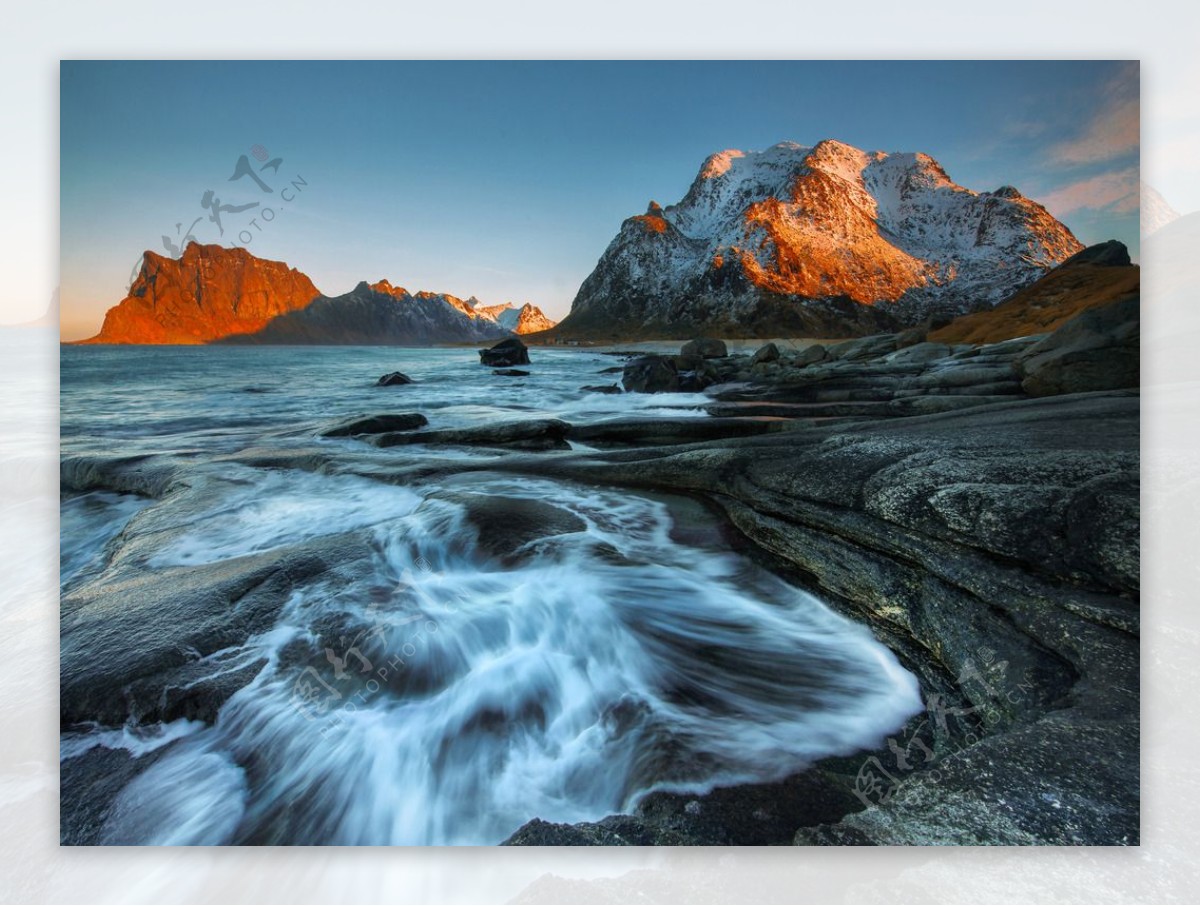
[60,344,922,845]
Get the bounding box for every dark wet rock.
[796,717,1138,845]
[796,344,829,366]
[570,417,787,446]
[751,342,780,364]
[479,337,530,367]
[912,362,1018,389]
[321,413,428,437]
[60,531,376,727]
[376,371,414,386]
[493,369,530,377]
[631,769,865,845]
[597,365,624,374]
[502,815,691,846]
[680,338,728,359]
[438,493,586,566]
[153,656,268,723]
[60,743,177,845]
[580,383,622,394]
[884,342,952,365]
[622,353,723,393]
[672,354,720,392]
[622,355,680,393]
[373,418,571,452]
[1018,296,1139,397]
[60,453,180,499]
[827,334,897,362]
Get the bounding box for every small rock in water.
[377,371,414,386]
[751,342,780,364]
[581,383,622,394]
[322,413,428,437]
[493,369,531,377]
[680,338,728,359]
[622,355,680,393]
[622,354,719,393]
[479,337,530,367]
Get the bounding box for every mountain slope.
[930,240,1139,345]
[554,139,1083,339]
[462,300,557,334]
[223,281,513,345]
[497,302,557,334]
[80,244,321,344]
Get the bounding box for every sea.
[58,343,922,845]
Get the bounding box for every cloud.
[1040,166,1140,217]
[1049,96,1140,166]
[1048,63,1140,165]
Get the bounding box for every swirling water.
[60,344,922,845]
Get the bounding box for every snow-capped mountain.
[458,299,558,334]
[556,139,1084,338]
[1141,182,1180,237]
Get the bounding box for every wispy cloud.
[1047,63,1140,165]
[1040,166,1140,217]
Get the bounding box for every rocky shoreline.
[431,302,1140,844]
[60,296,1139,846]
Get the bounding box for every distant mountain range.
[79,141,1124,345]
[78,244,557,345]
[551,139,1085,339]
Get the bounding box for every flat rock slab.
[321,413,428,437]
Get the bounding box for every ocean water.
[59,344,922,845]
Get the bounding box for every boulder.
[751,342,780,364]
[671,354,719,392]
[1059,239,1132,268]
[492,369,530,377]
[321,413,428,437]
[1018,296,1139,397]
[680,338,728,359]
[376,371,413,386]
[622,355,680,393]
[479,337,530,367]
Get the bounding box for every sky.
[59,60,1140,340]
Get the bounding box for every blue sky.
[60,60,1139,339]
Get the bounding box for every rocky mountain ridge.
[554,139,1084,339]
[78,244,557,345]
